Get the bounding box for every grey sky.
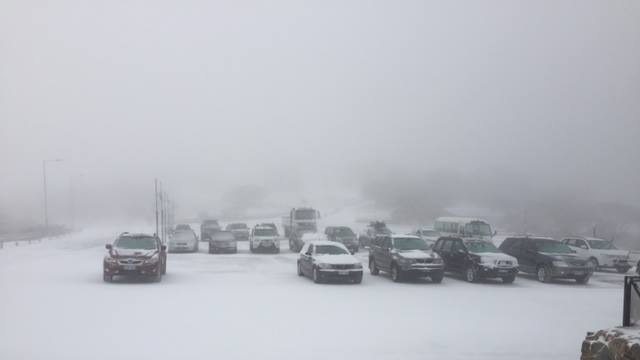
[1,1,639,224]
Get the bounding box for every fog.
[1,1,639,243]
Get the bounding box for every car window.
[315,245,349,255]
[383,237,392,249]
[114,236,157,250]
[574,239,587,248]
[451,240,464,252]
[442,239,453,252]
[506,238,522,253]
[433,239,443,251]
[306,244,314,255]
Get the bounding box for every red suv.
[103,233,167,282]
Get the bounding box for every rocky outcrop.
[582,328,640,360]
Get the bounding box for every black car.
[358,221,391,248]
[499,236,593,284]
[103,233,167,282]
[325,226,359,253]
[433,237,518,283]
[200,219,221,241]
[368,234,444,283]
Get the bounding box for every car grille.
[118,258,144,265]
[414,258,434,264]
[496,260,513,267]
[332,264,355,270]
[568,260,586,267]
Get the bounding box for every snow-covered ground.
[0,223,625,360]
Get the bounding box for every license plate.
[123,265,137,271]
[338,270,349,275]
[498,270,509,273]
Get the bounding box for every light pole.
[43,159,63,237]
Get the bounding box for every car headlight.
[353,263,363,269]
[104,256,117,264]
[317,263,331,269]
[432,258,443,264]
[145,254,160,264]
[553,261,569,267]
[398,257,413,264]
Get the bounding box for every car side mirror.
[493,230,497,236]
[105,244,112,250]
[161,245,167,251]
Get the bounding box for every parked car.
[175,224,192,231]
[168,229,199,253]
[358,221,392,248]
[499,236,592,284]
[297,240,363,284]
[414,227,440,248]
[433,237,518,283]
[369,234,444,283]
[226,223,250,241]
[103,233,167,282]
[200,219,221,241]
[561,237,631,273]
[325,226,359,253]
[208,231,237,254]
[250,224,280,253]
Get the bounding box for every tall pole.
[155,179,159,237]
[43,160,49,236]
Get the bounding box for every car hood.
[231,229,249,234]
[475,252,518,263]
[540,253,584,262]
[112,248,157,258]
[170,238,196,245]
[314,254,361,265]
[395,249,439,259]
[253,236,278,240]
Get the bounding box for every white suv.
[249,225,280,253]
[562,237,631,273]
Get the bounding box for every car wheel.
[391,263,402,282]
[575,274,590,284]
[369,258,379,275]
[502,274,516,284]
[313,267,322,284]
[161,262,166,275]
[274,248,280,254]
[297,262,304,276]
[537,265,552,283]
[103,273,112,283]
[588,258,599,271]
[465,266,478,283]
[353,274,363,284]
[430,271,444,284]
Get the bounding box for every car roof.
[391,234,421,239]
[119,232,155,238]
[254,225,276,230]
[507,235,555,241]
[565,236,607,241]
[307,240,348,248]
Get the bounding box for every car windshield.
[315,245,348,255]
[535,239,574,254]
[227,223,247,230]
[212,232,235,241]
[294,209,317,220]
[393,237,429,251]
[114,237,157,250]
[588,240,616,250]
[173,231,194,240]
[465,241,500,253]
[334,228,354,237]
[254,228,277,236]
[466,221,492,236]
[203,221,219,228]
[176,225,190,230]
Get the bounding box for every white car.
[562,237,631,273]
[168,230,198,253]
[297,240,363,284]
[249,225,280,253]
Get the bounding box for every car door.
[449,239,467,272]
[377,236,393,272]
[439,239,454,270]
[518,239,538,274]
[300,244,314,276]
[572,239,589,258]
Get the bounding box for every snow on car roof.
[391,234,421,239]
[120,232,154,238]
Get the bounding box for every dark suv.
[358,221,391,248]
[433,237,519,283]
[103,233,167,282]
[325,226,359,253]
[499,236,592,284]
[369,234,444,283]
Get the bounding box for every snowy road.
[0,227,624,360]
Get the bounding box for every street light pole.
[42,159,62,237]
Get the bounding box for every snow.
[0,223,627,360]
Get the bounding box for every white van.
[433,217,494,241]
